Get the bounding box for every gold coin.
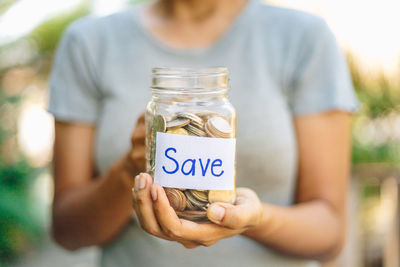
[208,190,236,204]
[164,188,186,212]
[166,127,189,135]
[185,196,197,211]
[176,210,207,221]
[184,191,207,210]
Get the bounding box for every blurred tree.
[0,0,90,263]
[0,0,19,15]
[30,0,91,55]
[0,92,41,263]
[348,54,400,164]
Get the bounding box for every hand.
[131,173,263,248]
[126,113,146,175]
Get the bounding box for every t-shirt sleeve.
[48,22,101,123]
[287,18,360,115]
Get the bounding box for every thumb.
[207,202,249,229]
[207,188,262,229]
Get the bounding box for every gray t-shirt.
[49,0,359,266]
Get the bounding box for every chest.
[94,32,298,205]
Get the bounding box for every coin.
[176,210,207,221]
[166,118,190,129]
[165,188,186,212]
[166,127,189,135]
[185,195,197,211]
[185,190,208,210]
[190,190,209,202]
[205,116,232,138]
[208,190,236,203]
[197,111,218,121]
[184,124,207,137]
[177,112,204,129]
[154,114,166,132]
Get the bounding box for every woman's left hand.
[131,173,263,248]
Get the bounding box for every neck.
[154,0,248,22]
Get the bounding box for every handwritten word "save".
[161,147,224,177]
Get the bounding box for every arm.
[52,115,146,250]
[243,111,351,260]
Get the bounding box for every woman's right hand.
[127,113,146,175]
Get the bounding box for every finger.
[131,125,145,145]
[130,145,146,171]
[131,113,146,145]
[151,184,184,238]
[179,241,199,249]
[178,219,239,244]
[137,113,145,124]
[207,188,261,229]
[132,173,171,240]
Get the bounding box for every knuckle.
[136,113,145,124]
[164,228,175,238]
[164,227,180,238]
[143,226,157,236]
[131,133,145,146]
[226,215,245,229]
[182,242,198,249]
[131,132,145,143]
[136,194,147,205]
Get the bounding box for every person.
[48,0,359,266]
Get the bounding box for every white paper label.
[154,132,236,190]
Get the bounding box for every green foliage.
[0,1,92,262]
[0,159,41,263]
[0,0,20,15]
[0,93,41,263]
[352,139,400,164]
[348,54,400,164]
[30,1,91,54]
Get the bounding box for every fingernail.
[209,205,225,222]
[139,174,146,189]
[134,175,140,192]
[151,185,158,201]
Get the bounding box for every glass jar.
[145,67,236,222]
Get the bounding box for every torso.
[76,1,320,265]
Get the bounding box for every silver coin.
[177,112,203,126]
[208,116,232,136]
[154,114,166,132]
[184,124,207,137]
[166,117,190,129]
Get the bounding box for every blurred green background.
[0,0,399,266]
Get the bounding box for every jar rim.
[152,67,228,78]
[151,67,230,94]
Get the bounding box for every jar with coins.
[145,67,236,222]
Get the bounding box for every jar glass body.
[145,67,236,222]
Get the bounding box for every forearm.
[52,155,136,250]
[243,200,345,261]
